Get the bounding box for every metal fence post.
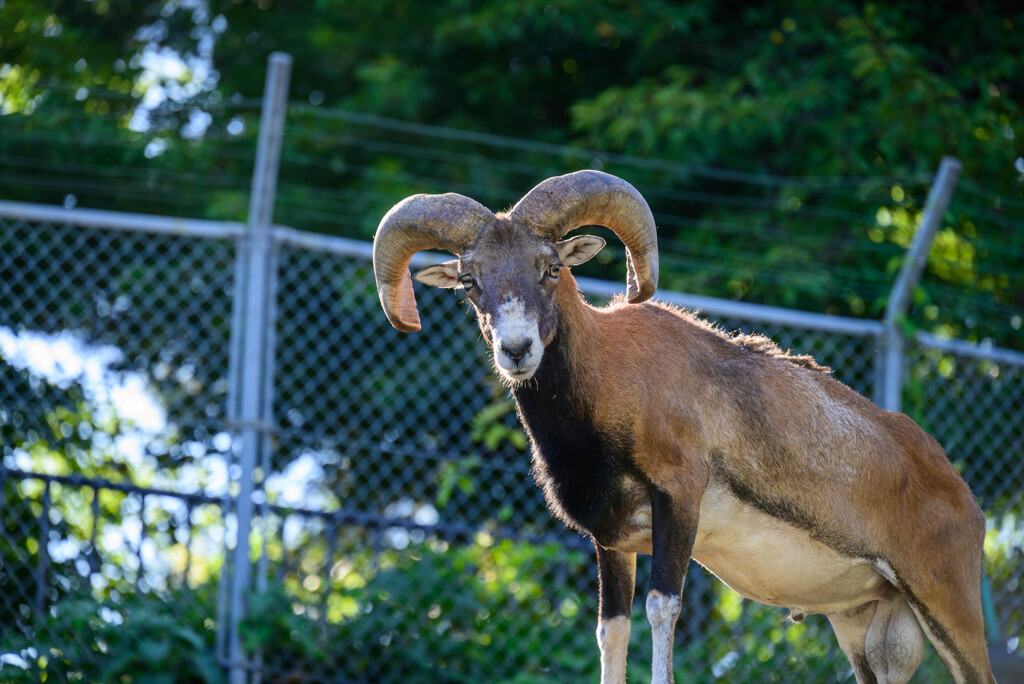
[880,156,961,412]
[226,51,291,684]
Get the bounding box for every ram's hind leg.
[877,514,997,683]
[829,596,924,684]
[829,603,878,684]
[891,574,996,684]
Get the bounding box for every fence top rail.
[0,464,591,551]
[263,501,592,550]
[916,330,1024,367]
[0,200,246,239]
[576,276,885,337]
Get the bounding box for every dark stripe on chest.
[512,333,638,539]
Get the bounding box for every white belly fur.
[612,481,890,616]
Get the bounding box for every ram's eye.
[459,275,475,289]
[546,264,561,279]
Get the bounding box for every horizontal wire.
[664,262,899,293]
[656,216,901,256]
[0,155,251,189]
[655,251,894,294]
[290,105,938,188]
[273,180,415,208]
[950,200,1024,234]
[0,174,243,211]
[285,123,933,202]
[922,285,1021,315]
[277,151,523,205]
[285,124,571,182]
[31,80,262,110]
[648,238,893,276]
[0,174,246,202]
[31,80,264,109]
[2,104,260,134]
[0,133,258,160]
[957,178,1024,211]
[962,240,1024,260]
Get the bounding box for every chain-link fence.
[0,211,239,681]
[2,58,1023,684]
[2,204,1022,683]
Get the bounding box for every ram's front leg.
[595,544,636,684]
[647,486,699,684]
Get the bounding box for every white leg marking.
[597,616,631,684]
[647,590,682,684]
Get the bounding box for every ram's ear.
[413,260,461,289]
[556,235,606,267]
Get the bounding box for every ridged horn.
[373,193,496,332]
[508,170,659,302]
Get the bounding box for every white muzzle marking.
[491,298,543,382]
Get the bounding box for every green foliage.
[570,1,1023,344]
[571,2,1022,180]
[0,526,975,684]
[241,585,326,660]
[239,542,950,683]
[0,587,223,683]
[242,538,597,683]
[470,398,528,452]
[435,455,482,509]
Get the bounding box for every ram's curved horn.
[508,170,659,302]
[373,193,496,332]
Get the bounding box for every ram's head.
[373,170,659,382]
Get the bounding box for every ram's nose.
[501,339,533,366]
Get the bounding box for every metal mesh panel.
[0,216,236,432]
[272,244,491,464]
[0,215,236,681]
